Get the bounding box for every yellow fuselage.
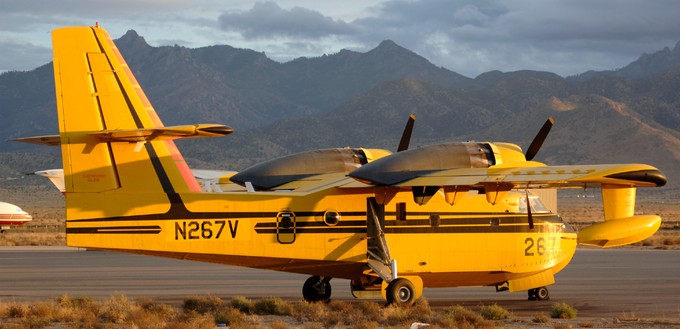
[66,186,577,290]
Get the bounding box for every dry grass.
[0,232,64,246]
[1,294,678,329]
[551,303,578,319]
[0,295,508,329]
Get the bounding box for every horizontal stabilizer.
[14,124,233,145]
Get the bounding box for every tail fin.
[52,26,230,219]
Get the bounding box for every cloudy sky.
[2,0,680,77]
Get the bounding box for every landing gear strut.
[302,276,332,303]
[528,286,550,301]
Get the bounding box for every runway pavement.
[0,246,678,318]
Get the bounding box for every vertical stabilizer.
[52,26,201,220]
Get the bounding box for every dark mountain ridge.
[2,30,680,191]
[568,40,680,81]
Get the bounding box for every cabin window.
[324,210,340,226]
[396,203,407,221]
[276,211,296,244]
[519,196,550,214]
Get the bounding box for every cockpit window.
[518,196,550,213]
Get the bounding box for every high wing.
[351,163,665,189]
[348,139,666,190]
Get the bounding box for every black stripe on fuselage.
[65,213,568,235]
[66,225,161,234]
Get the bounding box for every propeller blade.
[397,114,416,152]
[525,117,554,161]
[526,189,534,230]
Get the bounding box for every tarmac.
[0,246,678,319]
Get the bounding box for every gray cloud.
[0,41,51,73]
[2,0,680,77]
[344,0,680,76]
[218,1,357,39]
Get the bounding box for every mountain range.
[1,31,680,193]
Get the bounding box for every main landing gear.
[528,286,550,301]
[302,276,332,303]
[303,198,423,306]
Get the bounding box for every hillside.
[1,31,680,193]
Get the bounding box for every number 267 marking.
[524,237,556,256]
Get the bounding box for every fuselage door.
[276,211,296,244]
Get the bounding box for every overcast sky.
[2,0,680,77]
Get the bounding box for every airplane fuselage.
[66,185,576,292]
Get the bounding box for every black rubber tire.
[535,286,550,300]
[386,278,416,307]
[302,276,331,302]
[528,288,537,301]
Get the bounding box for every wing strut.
[366,197,397,282]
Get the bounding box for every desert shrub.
[7,303,30,318]
[137,297,175,318]
[53,295,102,324]
[442,305,483,323]
[551,303,578,319]
[383,304,412,326]
[351,301,382,322]
[99,294,138,323]
[165,312,215,329]
[28,301,63,322]
[230,295,254,314]
[532,313,550,323]
[327,300,354,313]
[479,303,510,320]
[182,296,223,315]
[254,297,292,316]
[214,307,246,326]
[435,305,495,328]
[128,308,167,329]
[290,300,328,322]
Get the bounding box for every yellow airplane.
[16,25,666,306]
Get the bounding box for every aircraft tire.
[302,276,331,303]
[386,278,416,307]
[535,286,550,300]
[528,287,550,301]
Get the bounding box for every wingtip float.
[15,24,667,306]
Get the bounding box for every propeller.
[525,117,554,161]
[397,114,416,152]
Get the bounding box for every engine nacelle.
[349,142,503,185]
[231,148,390,190]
